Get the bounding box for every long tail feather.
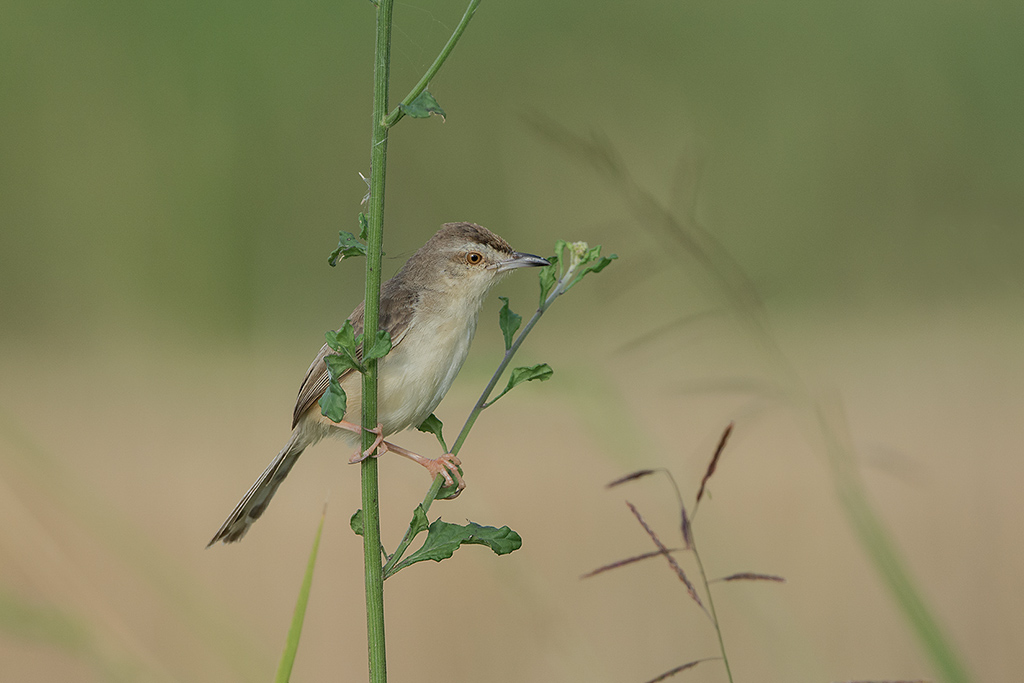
[208,433,306,546]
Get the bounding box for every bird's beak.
[493,252,551,273]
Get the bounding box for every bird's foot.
[378,441,466,493]
[348,423,385,463]
[422,453,465,492]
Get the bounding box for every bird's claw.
[424,453,465,491]
[349,424,385,463]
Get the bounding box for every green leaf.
[325,321,358,355]
[324,354,360,379]
[274,506,327,683]
[488,363,553,406]
[409,505,430,538]
[350,509,364,537]
[416,414,448,452]
[328,231,368,266]
[318,381,347,423]
[363,329,392,361]
[537,241,616,305]
[325,322,363,373]
[507,363,553,390]
[398,89,446,120]
[390,520,522,574]
[566,248,617,292]
[537,241,566,306]
[358,212,369,241]
[497,296,521,351]
[588,253,616,274]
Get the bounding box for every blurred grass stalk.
[816,398,971,683]
[275,505,327,683]
[525,118,974,683]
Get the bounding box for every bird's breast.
[377,307,478,436]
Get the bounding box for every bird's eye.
[466,251,483,265]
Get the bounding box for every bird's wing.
[291,284,418,428]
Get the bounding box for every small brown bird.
[208,223,549,545]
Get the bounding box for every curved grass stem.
[383,0,481,129]
[689,534,733,683]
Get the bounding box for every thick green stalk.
[361,0,394,680]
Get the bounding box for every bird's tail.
[207,432,306,547]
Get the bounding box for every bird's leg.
[367,440,466,492]
[347,423,386,463]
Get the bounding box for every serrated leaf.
[565,250,617,292]
[324,353,360,378]
[363,329,392,361]
[409,505,430,538]
[507,363,553,389]
[325,321,358,355]
[358,212,369,241]
[416,414,448,452]
[497,296,521,351]
[318,381,347,423]
[390,520,522,574]
[487,363,553,406]
[325,322,363,373]
[350,509,364,536]
[328,231,368,266]
[398,89,446,120]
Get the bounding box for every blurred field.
[2,0,1022,681]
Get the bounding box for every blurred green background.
[1,0,1022,681]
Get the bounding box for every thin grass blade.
[275,505,327,683]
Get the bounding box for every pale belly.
[310,311,477,446]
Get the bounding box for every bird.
[208,222,549,546]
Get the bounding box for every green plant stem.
[452,298,547,449]
[383,0,481,129]
[384,266,578,575]
[452,256,583,449]
[382,477,445,579]
[361,0,394,680]
[689,535,733,683]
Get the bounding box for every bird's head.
[402,222,549,303]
